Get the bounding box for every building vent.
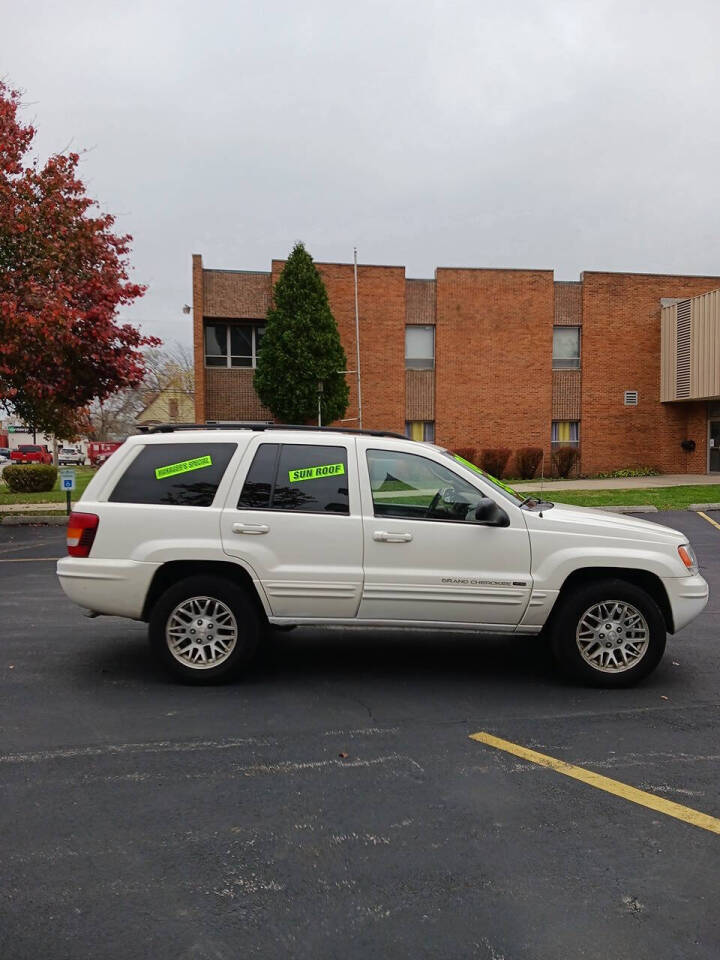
[624,390,639,406]
[676,299,691,398]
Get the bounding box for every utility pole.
[353,248,363,429]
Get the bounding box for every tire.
[149,575,261,684]
[549,578,667,687]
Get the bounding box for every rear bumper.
[662,573,709,633]
[57,557,160,620]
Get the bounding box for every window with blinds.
[405,421,435,442]
[551,421,579,448]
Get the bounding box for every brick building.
[192,253,720,475]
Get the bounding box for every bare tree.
[87,343,195,441]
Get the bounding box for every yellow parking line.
[697,511,720,532]
[469,731,720,835]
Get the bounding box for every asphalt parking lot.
[1,512,719,959]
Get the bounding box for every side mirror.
[474,497,510,527]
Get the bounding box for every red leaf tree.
[0,82,158,436]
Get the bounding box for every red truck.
[11,444,53,464]
[87,441,122,466]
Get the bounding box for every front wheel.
[149,575,261,683]
[549,579,667,687]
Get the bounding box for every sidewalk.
[0,502,67,513]
[513,473,720,492]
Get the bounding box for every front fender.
[532,546,684,591]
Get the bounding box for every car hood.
[524,501,686,546]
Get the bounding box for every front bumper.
[57,557,160,620]
[662,572,709,633]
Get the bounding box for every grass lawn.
[525,484,720,511]
[0,466,95,507]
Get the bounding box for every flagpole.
[353,247,363,429]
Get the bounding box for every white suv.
[57,425,708,686]
[58,446,84,466]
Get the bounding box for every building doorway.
[709,421,720,472]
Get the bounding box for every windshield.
[18,445,41,452]
[441,451,523,505]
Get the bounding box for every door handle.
[232,522,270,535]
[373,530,413,543]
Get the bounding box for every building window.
[168,398,179,419]
[553,326,580,369]
[551,421,579,448]
[204,320,266,368]
[405,421,435,442]
[405,325,435,369]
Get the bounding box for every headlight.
[678,543,698,573]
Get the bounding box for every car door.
[221,436,364,620]
[356,440,532,627]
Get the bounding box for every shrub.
[552,446,579,478]
[612,466,661,479]
[2,464,58,493]
[514,446,543,480]
[451,447,477,465]
[593,466,661,479]
[479,448,512,479]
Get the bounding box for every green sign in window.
[155,455,213,480]
[288,463,345,483]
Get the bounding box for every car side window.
[237,443,279,509]
[238,443,349,515]
[109,442,238,507]
[367,448,485,522]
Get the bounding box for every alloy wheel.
[166,596,238,670]
[576,600,650,673]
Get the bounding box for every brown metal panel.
[660,303,677,402]
[552,370,581,419]
[691,290,720,400]
[203,271,273,319]
[554,281,582,326]
[205,369,273,421]
[405,369,435,420]
[676,300,691,398]
[405,279,436,325]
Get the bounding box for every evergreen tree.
[254,242,349,424]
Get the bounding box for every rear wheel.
[549,578,666,686]
[149,575,261,683]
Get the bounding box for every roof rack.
[137,422,408,440]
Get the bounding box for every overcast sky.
[4,0,720,347]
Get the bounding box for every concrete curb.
[688,503,720,512]
[597,505,658,514]
[1,515,67,526]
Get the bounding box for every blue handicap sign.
[59,469,76,492]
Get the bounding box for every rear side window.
[237,443,279,509]
[238,443,349,515]
[109,442,237,506]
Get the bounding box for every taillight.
[67,512,99,558]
